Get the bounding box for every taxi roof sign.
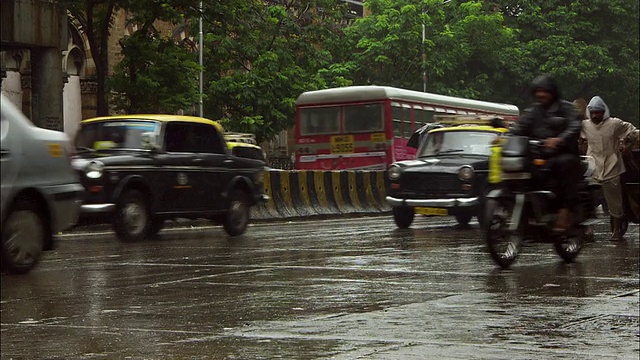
[224,132,257,145]
[432,114,515,127]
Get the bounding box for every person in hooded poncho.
[580,96,637,241]
[510,74,583,233]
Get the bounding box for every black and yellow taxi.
[72,114,266,241]
[386,116,511,228]
[224,133,267,162]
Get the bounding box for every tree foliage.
[200,0,352,142]
[491,0,639,123]
[65,0,120,116]
[66,0,639,134]
[108,32,200,114]
[334,0,518,102]
[106,0,201,114]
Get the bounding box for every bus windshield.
[418,130,498,157]
[299,104,384,136]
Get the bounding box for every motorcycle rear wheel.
[483,198,522,269]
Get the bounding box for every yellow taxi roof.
[81,114,223,131]
[227,141,262,150]
[429,125,509,134]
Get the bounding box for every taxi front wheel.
[224,190,250,237]
[113,189,151,242]
[393,206,414,229]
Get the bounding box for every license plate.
[415,207,448,216]
[330,135,354,154]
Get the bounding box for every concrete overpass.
[1,0,67,131]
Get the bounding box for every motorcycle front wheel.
[483,198,523,269]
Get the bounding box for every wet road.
[1,216,638,359]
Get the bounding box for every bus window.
[343,104,384,132]
[392,105,403,138]
[414,108,434,125]
[300,107,340,135]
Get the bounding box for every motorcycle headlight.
[85,161,104,179]
[458,166,474,181]
[501,157,524,172]
[388,165,401,180]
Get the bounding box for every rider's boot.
[609,216,623,241]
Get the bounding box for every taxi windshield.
[75,120,159,151]
[418,130,498,157]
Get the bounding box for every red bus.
[294,85,520,170]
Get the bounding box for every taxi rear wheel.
[224,190,250,237]
[393,206,414,229]
[455,213,473,226]
[113,190,151,242]
[0,199,46,274]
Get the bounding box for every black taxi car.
[72,114,267,241]
[224,133,267,162]
[386,120,509,228]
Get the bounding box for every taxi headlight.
[388,165,401,180]
[501,157,525,172]
[458,166,474,181]
[85,161,104,179]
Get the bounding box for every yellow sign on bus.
[330,135,354,154]
[371,133,385,143]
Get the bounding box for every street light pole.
[422,14,426,93]
[198,1,204,117]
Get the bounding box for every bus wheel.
[393,206,414,229]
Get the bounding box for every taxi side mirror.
[141,132,159,151]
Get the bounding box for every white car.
[0,95,84,274]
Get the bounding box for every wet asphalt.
[1,215,638,360]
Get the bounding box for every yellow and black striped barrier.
[250,170,390,220]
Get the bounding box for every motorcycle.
[483,136,600,269]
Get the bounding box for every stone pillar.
[30,47,64,131]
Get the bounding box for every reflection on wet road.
[1,216,638,359]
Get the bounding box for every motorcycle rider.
[510,74,583,232]
[580,96,637,241]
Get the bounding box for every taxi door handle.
[0,149,9,158]
[193,158,204,163]
[224,159,234,165]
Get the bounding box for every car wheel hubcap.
[229,200,248,229]
[123,201,146,234]
[3,210,43,266]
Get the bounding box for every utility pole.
[198,1,204,117]
[422,13,426,93]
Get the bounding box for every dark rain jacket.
[511,75,582,155]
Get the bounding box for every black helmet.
[530,74,561,100]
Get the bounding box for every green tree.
[201,0,352,142]
[66,0,120,116]
[65,0,202,115]
[490,0,639,124]
[334,0,518,103]
[107,0,202,113]
[108,32,201,114]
